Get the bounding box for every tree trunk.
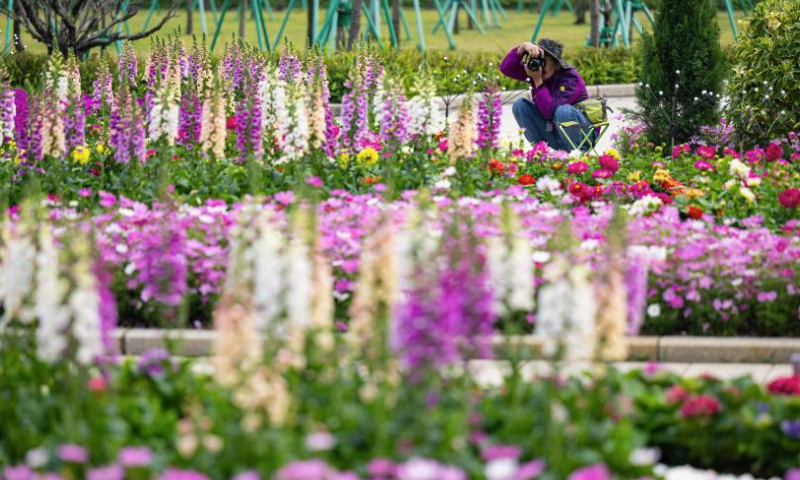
[308,0,315,46]
[186,0,194,35]
[336,26,346,49]
[13,0,24,51]
[391,0,400,47]
[347,0,363,49]
[238,1,246,39]
[589,0,600,47]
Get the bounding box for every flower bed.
[2,322,800,480]
[0,41,797,231]
[2,189,799,336]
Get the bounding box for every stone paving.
[183,357,796,386]
[467,360,796,388]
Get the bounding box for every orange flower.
[661,178,685,197]
[362,176,381,185]
[517,174,535,186]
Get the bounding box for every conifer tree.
[632,0,727,147]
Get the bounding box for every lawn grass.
[2,7,744,57]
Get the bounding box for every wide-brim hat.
[538,38,572,70]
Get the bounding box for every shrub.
[632,0,727,147]
[3,51,105,92]
[569,47,640,86]
[725,0,800,147]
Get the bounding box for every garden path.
[182,358,794,387]
[467,360,795,388]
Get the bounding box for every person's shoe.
[574,17,586,24]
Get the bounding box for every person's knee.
[554,104,578,123]
[512,98,528,120]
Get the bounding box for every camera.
[525,55,546,71]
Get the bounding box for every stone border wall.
[113,329,800,364]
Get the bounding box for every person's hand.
[516,41,543,59]
[527,66,543,88]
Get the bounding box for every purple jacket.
[499,48,589,120]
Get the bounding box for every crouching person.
[500,38,596,152]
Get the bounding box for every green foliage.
[725,0,800,147]
[633,0,728,146]
[568,47,640,86]
[3,50,106,92]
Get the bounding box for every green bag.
[575,97,610,125]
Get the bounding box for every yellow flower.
[337,153,350,169]
[13,149,25,165]
[356,147,379,167]
[604,147,620,160]
[653,169,671,183]
[72,145,90,165]
[7,140,16,150]
[96,143,109,155]
[627,171,641,182]
[684,188,705,199]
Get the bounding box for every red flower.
[517,174,535,186]
[665,385,690,405]
[687,206,703,219]
[766,375,800,396]
[568,182,589,199]
[654,192,673,205]
[226,116,238,130]
[488,159,505,176]
[680,394,720,418]
[766,142,784,162]
[598,154,619,173]
[779,188,800,209]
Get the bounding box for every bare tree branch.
[78,10,178,52]
[1,0,179,56]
